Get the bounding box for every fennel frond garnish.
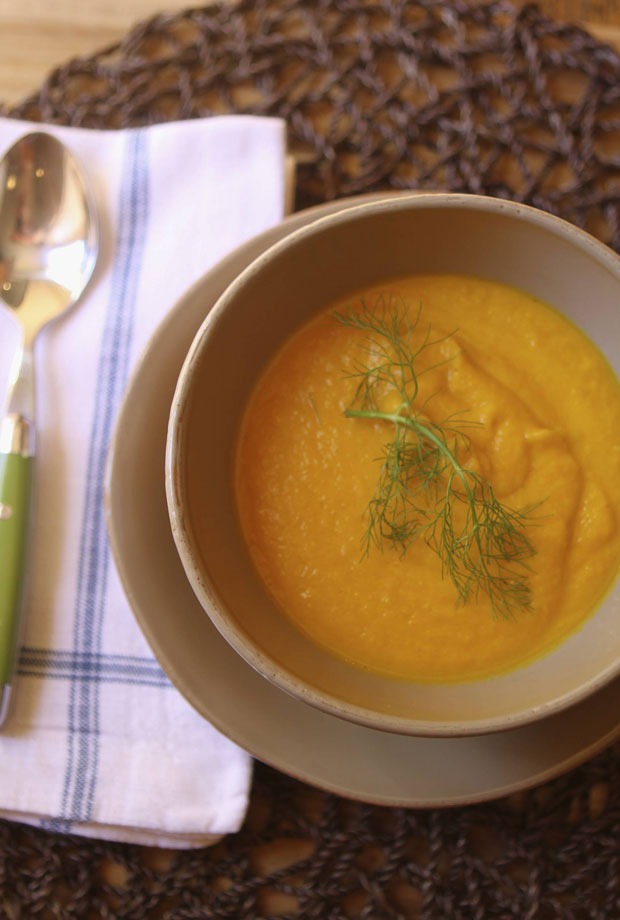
[334,294,536,618]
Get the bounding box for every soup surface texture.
[235,275,620,681]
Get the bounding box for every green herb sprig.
[334,294,536,618]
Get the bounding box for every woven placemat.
[3,1,620,917]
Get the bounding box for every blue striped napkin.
[0,115,288,847]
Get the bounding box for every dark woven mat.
[3,1,620,917]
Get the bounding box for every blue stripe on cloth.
[18,648,169,686]
[40,817,74,834]
[20,648,164,665]
[21,673,169,688]
[59,130,150,824]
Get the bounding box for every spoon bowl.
[0,132,98,327]
[0,132,98,725]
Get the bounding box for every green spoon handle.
[0,414,34,722]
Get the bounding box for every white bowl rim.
[166,191,620,737]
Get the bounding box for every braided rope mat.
[3,0,620,916]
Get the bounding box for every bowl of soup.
[166,192,620,737]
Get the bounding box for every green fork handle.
[0,414,34,725]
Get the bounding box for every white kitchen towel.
[0,115,288,847]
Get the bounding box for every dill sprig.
[334,293,536,618]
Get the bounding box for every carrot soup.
[234,275,620,682]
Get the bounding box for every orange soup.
[234,275,620,681]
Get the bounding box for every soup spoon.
[0,132,98,726]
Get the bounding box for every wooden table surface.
[1,0,620,107]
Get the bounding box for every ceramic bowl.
[166,192,620,737]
